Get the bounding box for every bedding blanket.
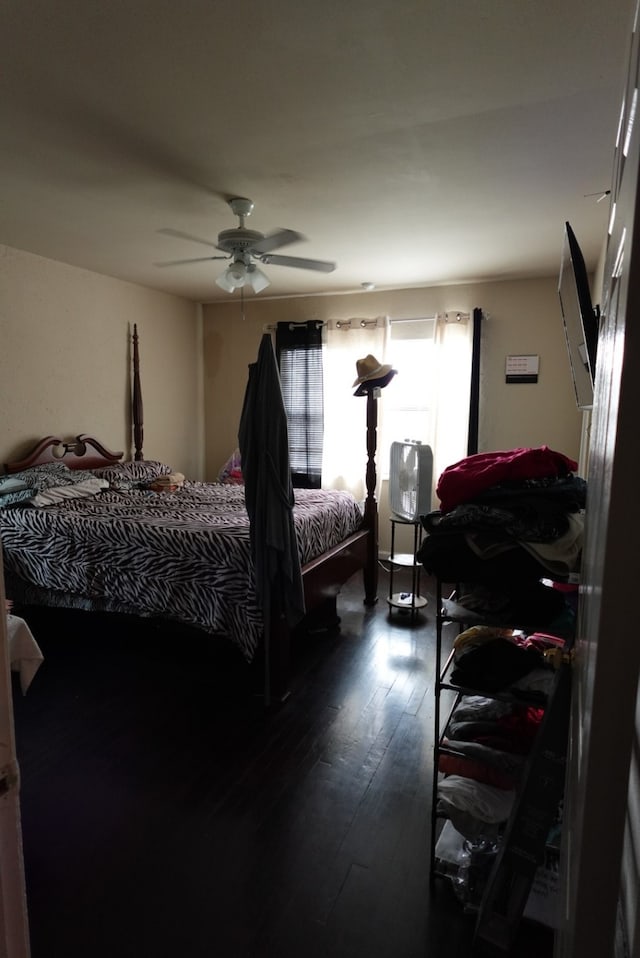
[0,482,364,662]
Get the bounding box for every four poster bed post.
[132,323,144,462]
[363,385,380,604]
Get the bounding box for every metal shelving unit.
[430,577,572,952]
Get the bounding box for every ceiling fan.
[157,197,336,293]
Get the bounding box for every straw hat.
[352,354,393,387]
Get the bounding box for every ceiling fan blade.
[155,255,229,267]
[158,227,220,249]
[261,253,336,273]
[250,229,304,254]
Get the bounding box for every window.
[380,318,437,478]
[278,311,473,504]
[276,321,323,488]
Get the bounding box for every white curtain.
[321,317,389,503]
[431,312,474,488]
[321,311,474,506]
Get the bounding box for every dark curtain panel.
[467,307,483,456]
[275,321,324,488]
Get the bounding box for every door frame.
[0,553,31,958]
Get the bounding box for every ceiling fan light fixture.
[247,265,270,293]
[227,261,247,286]
[216,260,249,291]
[215,269,238,292]
[216,261,271,294]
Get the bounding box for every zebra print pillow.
[92,460,173,486]
[9,462,100,491]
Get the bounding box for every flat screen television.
[558,221,599,409]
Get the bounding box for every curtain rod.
[335,318,380,329]
[263,317,387,332]
[263,313,468,331]
[263,321,326,332]
[389,312,470,323]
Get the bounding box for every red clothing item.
[437,754,516,790]
[436,446,578,512]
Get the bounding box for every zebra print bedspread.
[0,482,364,661]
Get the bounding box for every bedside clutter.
[147,472,185,493]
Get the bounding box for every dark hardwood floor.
[11,571,554,958]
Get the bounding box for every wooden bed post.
[265,387,381,702]
[132,324,144,461]
[363,388,379,605]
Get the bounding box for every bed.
[1,333,381,701]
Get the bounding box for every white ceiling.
[1,0,633,303]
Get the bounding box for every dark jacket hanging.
[238,334,306,649]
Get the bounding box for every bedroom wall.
[202,276,584,550]
[1,244,580,550]
[0,245,202,477]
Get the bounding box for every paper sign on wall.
[505,354,539,383]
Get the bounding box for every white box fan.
[389,440,433,522]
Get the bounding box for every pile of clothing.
[448,624,559,697]
[437,690,547,839]
[417,446,585,628]
[437,623,563,831]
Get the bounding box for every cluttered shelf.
[419,445,583,954]
[437,581,573,696]
[431,584,572,951]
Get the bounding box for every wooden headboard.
[4,434,124,474]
